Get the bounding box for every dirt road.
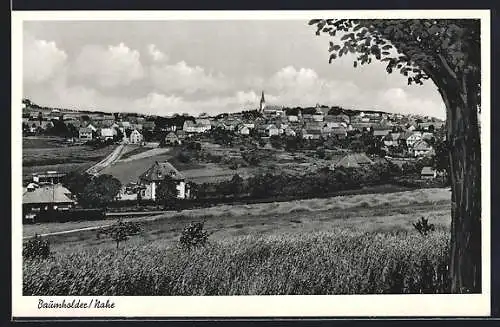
[86,143,125,176]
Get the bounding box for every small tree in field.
[179,221,209,249]
[309,18,481,293]
[97,220,142,250]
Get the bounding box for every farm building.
[100,128,116,140]
[421,166,437,179]
[31,171,66,185]
[79,127,93,141]
[301,129,322,140]
[330,153,374,170]
[23,184,75,221]
[238,126,250,135]
[129,129,144,144]
[265,124,280,136]
[138,161,188,201]
[383,133,401,147]
[164,132,180,145]
[85,123,98,132]
[413,140,435,157]
[405,132,423,147]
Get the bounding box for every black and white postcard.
[11,10,491,318]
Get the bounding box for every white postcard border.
[11,9,492,318]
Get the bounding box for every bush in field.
[413,217,435,236]
[23,230,450,296]
[179,221,209,249]
[97,220,142,249]
[23,235,50,259]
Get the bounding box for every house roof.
[413,140,432,150]
[139,161,185,182]
[100,128,115,136]
[196,118,211,126]
[373,130,390,136]
[422,132,434,140]
[384,133,401,141]
[334,153,374,168]
[23,184,74,205]
[398,131,414,140]
[331,127,347,134]
[421,166,436,175]
[165,132,178,139]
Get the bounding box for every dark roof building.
[139,161,185,183]
[332,153,374,169]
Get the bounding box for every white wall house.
[130,129,143,144]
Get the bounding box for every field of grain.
[24,229,450,295]
[23,187,453,295]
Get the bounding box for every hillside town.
[22,92,447,223]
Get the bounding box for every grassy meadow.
[23,188,452,295]
[22,136,116,179]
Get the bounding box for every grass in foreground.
[24,229,450,296]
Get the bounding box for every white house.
[100,128,116,140]
[383,133,401,147]
[139,161,188,201]
[86,123,98,132]
[129,129,143,144]
[406,132,423,148]
[79,127,93,141]
[238,126,250,135]
[265,124,280,136]
[413,140,434,157]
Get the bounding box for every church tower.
[259,91,266,112]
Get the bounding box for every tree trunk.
[443,74,482,293]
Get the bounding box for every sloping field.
[181,163,254,183]
[23,188,451,243]
[99,153,174,184]
[118,147,171,163]
[22,137,117,180]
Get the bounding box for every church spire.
[259,91,266,112]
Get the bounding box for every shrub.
[97,220,142,249]
[179,221,209,249]
[413,217,435,236]
[23,235,51,259]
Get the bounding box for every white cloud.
[149,60,228,95]
[380,88,446,119]
[147,44,167,62]
[73,43,145,88]
[133,90,261,116]
[263,66,360,107]
[23,36,67,84]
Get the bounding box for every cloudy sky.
[23,20,446,119]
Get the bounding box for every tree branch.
[437,53,458,81]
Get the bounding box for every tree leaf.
[309,19,322,26]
